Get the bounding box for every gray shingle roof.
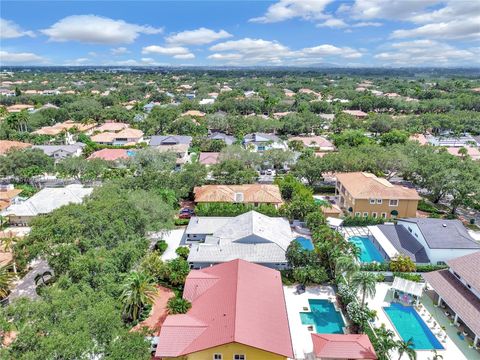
[446,251,480,294]
[32,142,85,156]
[401,218,480,249]
[149,135,192,146]
[208,132,235,145]
[377,224,430,263]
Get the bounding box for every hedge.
[342,216,386,226]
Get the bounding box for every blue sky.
[1,0,479,67]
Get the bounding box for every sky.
[1,0,479,67]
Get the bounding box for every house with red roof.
[311,334,377,359]
[87,148,133,162]
[154,259,294,360]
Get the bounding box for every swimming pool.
[300,299,345,334]
[296,237,314,251]
[384,303,444,350]
[349,236,385,263]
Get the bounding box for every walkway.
[131,285,175,335]
[8,259,53,302]
[148,228,186,261]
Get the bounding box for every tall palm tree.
[0,263,14,299]
[374,326,398,360]
[351,271,377,308]
[120,271,157,322]
[397,338,416,360]
[0,236,18,276]
[335,255,359,282]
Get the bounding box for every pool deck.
[283,285,348,360]
[367,282,478,360]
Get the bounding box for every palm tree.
[335,255,359,282]
[430,350,443,360]
[374,326,398,360]
[351,271,377,308]
[167,297,191,314]
[0,263,14,299]
[0,236,18,276]
[397,338,416,360]
[120,271,157,322]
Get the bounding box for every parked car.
[179,208,195,219]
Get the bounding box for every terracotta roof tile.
[312,334,377,359]
[194,184,283,204]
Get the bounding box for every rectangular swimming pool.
[384,303,444,350]
[300,299,345,334]
[349,236,385,263]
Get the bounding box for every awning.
[327,217,343,228]
[391,276,424,297]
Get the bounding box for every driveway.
[149,228,187,261]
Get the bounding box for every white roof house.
[2,185,93,223]
[187,211,294,269]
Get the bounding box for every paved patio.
[148,228,186,261]
[367,282,479,360]
[283,285,347,360]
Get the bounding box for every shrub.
[174,218,190,226]
[415,264,448,272]
[167,297,191,314]
[337,283,356,306]
[175,246,190,260]
[360,262,389,272]
[195,202,279,217]
[417,200,442,214]
[346,302,375,326]
[155,240,168,255]
[393,272,422,282]
[389,255,416,273]
[342,216,385,226]
[312,185,336,194]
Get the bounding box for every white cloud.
[166,27,232,45]
[111,47,130,55]
[374,40,479,65]
[301,44,362,58]
[0,18,35,39]
[41,15,163,44]
[0,50,45,64]
[316,18,348,28]
[142,45,195,59]
[250,0,333,23]
[208,37,362,65]
[349,0,440,21]
[350,0,479,40]
[353,21,383,27]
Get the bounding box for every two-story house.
[243,133,287,152]
[335,172,420,219]
[154,259,294,360]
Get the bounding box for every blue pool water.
[349,236,385,263]
[300,299,345,334]
[384,303,444,350]
[296,237,314,251]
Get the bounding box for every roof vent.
[442,223,447,227]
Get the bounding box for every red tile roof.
[155,259,293,358]
[87,149,130,161]
[198,152,220,165]
[312,334,377,359]
[0,140,32,155]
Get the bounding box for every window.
[355,212,361,217]
[453,272,461,279]
[377,199,383,204]
[408,227,412,233]
[234,355,245,360]
[213,354,222,360]
[372,212,378,218]
[381,212,387,218]
[363,212,369,217]
[369,198,375,205]
[389,199,398,206]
